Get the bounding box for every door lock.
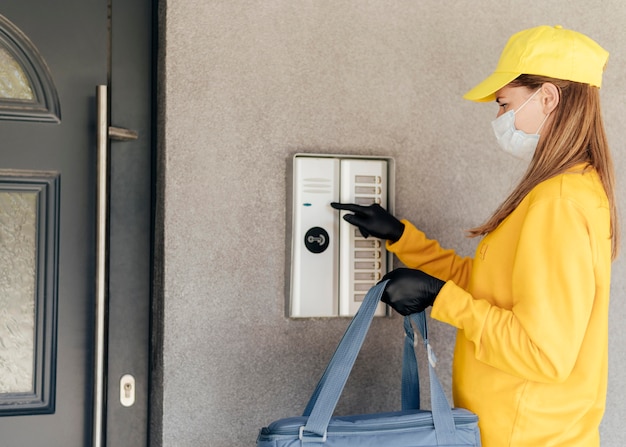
[120,374,136,407]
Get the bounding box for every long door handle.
[94,85,109,447]
[93,85,139,447]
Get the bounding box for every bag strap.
[401,315,420,410]
[402,313,458,444]
[302,281,387,423]
[300,281,458,445]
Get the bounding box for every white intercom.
[289,154,394,318]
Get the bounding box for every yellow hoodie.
[387,164,611,446]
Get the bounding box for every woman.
[332,25,618,446]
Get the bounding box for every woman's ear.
[540,82,560,114]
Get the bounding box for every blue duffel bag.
[257,280,482,446]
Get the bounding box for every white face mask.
[491,89,550,161]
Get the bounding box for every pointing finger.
[330,202,367,213]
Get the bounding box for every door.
[0,1,152,445]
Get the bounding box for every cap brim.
[463,71,520,102]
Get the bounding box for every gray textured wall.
[159,1,626,446]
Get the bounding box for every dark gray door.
[0,0,152,445]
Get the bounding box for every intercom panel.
[290,154,394,318]
[290,156,340,317]
[338,159,389,316]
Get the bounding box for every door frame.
[105,0,158,445]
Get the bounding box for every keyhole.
[124,382,132,398]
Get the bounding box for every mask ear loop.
[534,112,551,135]
[515,88,551,136]
[513,88,542,116]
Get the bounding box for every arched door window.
[0,14,60,122]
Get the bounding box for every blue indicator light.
[303,203,312,207]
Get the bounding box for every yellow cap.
[464,25,609,102]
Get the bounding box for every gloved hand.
[330,202,405,242]
[380,268,445,316]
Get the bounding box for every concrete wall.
[157,1,626,445]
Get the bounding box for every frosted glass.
[0,191,37,393]
[0,46,34,100]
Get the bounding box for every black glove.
[380,268,445,316]
[330,202,405,242]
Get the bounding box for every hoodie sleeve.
[386,219,473,289]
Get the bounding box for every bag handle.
[300,281,458,444]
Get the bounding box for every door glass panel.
[0,14,60,122]
[0,172,59,416]
[0,46,34,100]
[0,190,37,393]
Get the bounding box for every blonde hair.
[468,75,620,260]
